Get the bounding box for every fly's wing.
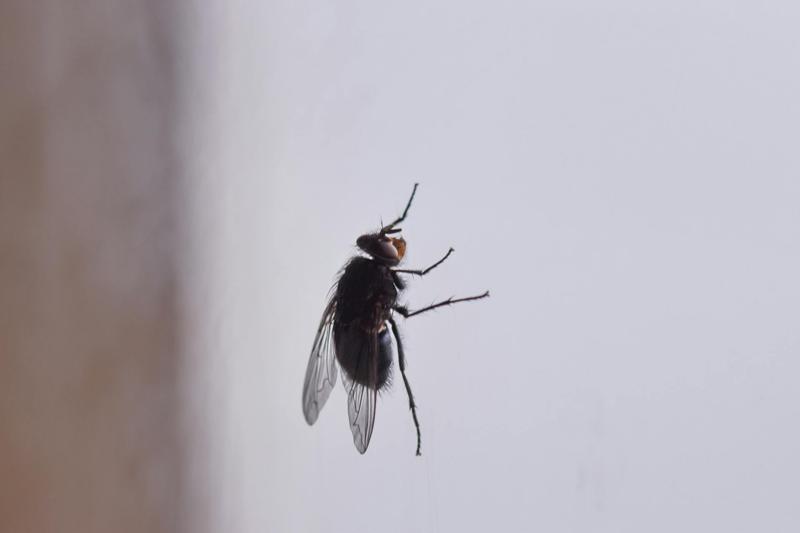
[301,298,338,425]
[339,329,379,454]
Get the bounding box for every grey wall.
[184,1,800,532]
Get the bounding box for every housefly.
[301,184,489,455]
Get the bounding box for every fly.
[301,183,489,455]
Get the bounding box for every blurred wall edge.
[0,2,197,532]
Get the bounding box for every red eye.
[390,237,406,259]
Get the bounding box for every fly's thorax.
[335,257,398,326]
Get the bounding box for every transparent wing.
[340,333,379,454]
[301,298,338,425]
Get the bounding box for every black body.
[301,183,488,456]
[333,257,397,389]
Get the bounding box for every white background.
[180,2,800,531]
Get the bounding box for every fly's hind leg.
[393,291,490,319]
[388,316,422,456]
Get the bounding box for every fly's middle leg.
[393,291,490,319]
[393,247,454,277]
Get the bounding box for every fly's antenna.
[379,217,402,236]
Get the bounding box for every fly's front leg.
[394,291,490,319]
[393,247,454,277]
[381,183,418,233]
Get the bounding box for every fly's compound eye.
[390,237,406,259]
[377,238,400,262]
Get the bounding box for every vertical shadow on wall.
[0,2,193,532]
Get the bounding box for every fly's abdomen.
[334,325,392,390]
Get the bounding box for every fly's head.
[357,230,406,266]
